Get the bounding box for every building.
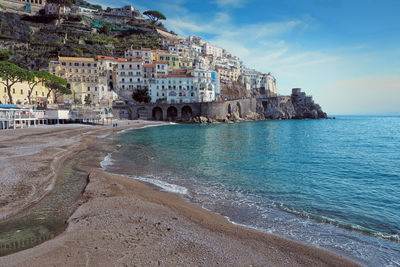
[148,69,220,104]
[125,48,153,63]
[107,5,134,18]
[114,60,144,100]
[44,2,70,15]
[1,78,50,105]
[49,57,103,105]
[241,70,278,97]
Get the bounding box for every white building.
[148,69,220,104]
[149,75,196,104]
[115,61,144,99]
[108,5,134,18]
[202,42,223,58]
[241,70,278,97]
[124,48,152,63]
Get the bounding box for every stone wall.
[113,89,327,122]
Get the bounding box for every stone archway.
[152,107,163,121]
[181,105,193,121]
[236,102,242,117]
[137,107,147,119]
[167,106,178,121]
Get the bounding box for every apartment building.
[115,60,144,99]
[0,79,50,105]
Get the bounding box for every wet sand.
[0,122,360,266]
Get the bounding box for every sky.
[94,0,400,115]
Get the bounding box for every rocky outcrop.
[257,89,327,120]
[192,88,327,124]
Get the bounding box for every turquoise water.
[104,116,400,266]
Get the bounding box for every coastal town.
[0,0,290,129]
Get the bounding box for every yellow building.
[49,57,100,104]
[155,50,188,70]
[0,78,51,105]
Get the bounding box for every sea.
[101,116,400,266]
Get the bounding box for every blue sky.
[95,0,400,114]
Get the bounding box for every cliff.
[257,89,327,120]
[192,89,327,124]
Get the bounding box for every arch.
[228,103,232,114]
[167,106,178,121]
[152,107,163,121]
[137,107,147,119]
[236,102,242,117]
[181,105,192,121]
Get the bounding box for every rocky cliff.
[192,88,328,124]
[256,88,327,120]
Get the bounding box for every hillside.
[0,11,163,70]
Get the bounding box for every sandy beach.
[0,122,360,266]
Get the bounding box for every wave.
[100,153,114,169]
[122,174,189,195]
[277,203,400,243]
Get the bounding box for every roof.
[143,63,155,66]
[58,57,95,62]
[120,60,143,63]
[97,56,126,61]
[167,75,193,78]
[153,61,168,64]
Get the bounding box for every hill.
[0,10,164,70]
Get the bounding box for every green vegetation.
[0,49,13,61]
[0,11,162,70]
[132,88,151,103]
[0,61,29,104]
[143,10,166,23]
[84,94,91,105]
[45,74,71,103]
[26,70,52,104]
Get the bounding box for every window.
[62,62,66,66]
[94,64,97,67]
[95,87,97,91]
[21,89,23,94]
[169,91,177,96]
[122,78,125,82]
[82,63,85,67]
[35,91,38,96]
[75,63,79,66]
[42,92,44,96]
[88,86,90,91]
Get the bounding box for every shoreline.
[0,122,360,266]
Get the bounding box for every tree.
[26,70,51,104]
[0,49,13,61]
[0,61,29,104]
[84,95,92,105]
[132,88,151,103]
[45,74,71,104]
[143,10,166,23]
